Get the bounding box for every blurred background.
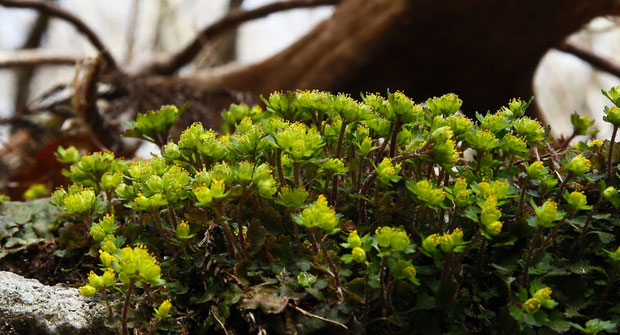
[2,0,620,198]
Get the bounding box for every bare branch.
[0,49,81,68]
[147,0,340,75]
[15,2,51,115]
[556,40,620,79]
[0,0,117,68]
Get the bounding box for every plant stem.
[607,125,618,179]
[102,291,113,316]
[214,203,240,258]
[306,228,320,254]
[236,189,247,252]
[553,173,572,204]
[293,162,301,188]
[389,117,402,158]
[577,196,603,250]
[275,149,286,186]
[166,205,178,228]
[316,229,342,296]
[521,229,541,288]
[379,256,387,317]
[121,278,136,335]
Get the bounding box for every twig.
[125,0,141,62]
[556,40,620,79]
[293,305,348,330]
[14,5,50,115]
[0,0,117,68]
[210,306,231,335]
[147,0,340,75]
[0,49,81,68]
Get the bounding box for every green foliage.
[48,89,620,334]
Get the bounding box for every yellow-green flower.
[101,171,123,191]
[23,183,50,200]
[376,226,393,248]
[176,221,191,240]
[102,269,116,287]
[422,234,441,254]
[63,188,96,215]
[375,157,403,185]
[99,250,116,268]
[406,179,445,207]
[154,299,172,320]
[87,271,103,290]
[292,195,340,235]
[563,191,592,212]
[565,155,591,177]
[79,285,97,298]
[533,199,564,227]
[523,297,542,314]
[525,161,547,180]
[513,117,545,143]
[351,247,366,262]
[348,230,362,249]
[604,105,620,126]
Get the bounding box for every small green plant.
[51,90,619,333]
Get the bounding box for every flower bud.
[210,179,227,199]
[163,142,181,160]
[564,191,590,211]
[485,221,503,236]
[101,171,123,191]
[146,175,164,194]
[603,186,618,201]
[99,250,116,268]
[376,227,393,248]
[403,265,417,281]
[535,199,562,227]
[390,229,410,251]
[102,269,116,287]
[90,225,106,242]
[176,221,190,240]
[525,161,547,181]
[155,299,172,319]
[565,155,591,177]
[193,186,213,205]
[604,105,620,127]
[87,271,103,290]
[352,247,366,262]
[533,287,552,302]
[56,145,81,164]
[63,188,96,215]
[422,234,440,253]
[523,297,542,314]
[79,285,97,298]
[348,231,362,249]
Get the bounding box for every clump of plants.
[50,89,619,334]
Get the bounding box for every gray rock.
[0,271,111,334]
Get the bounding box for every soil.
[0,238,96,286]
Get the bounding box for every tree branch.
[14,2,51,116]
[146,0,340,75]
[0,0,117,69]
[556,40,620,79]
[0,49,81,68]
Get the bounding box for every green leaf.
[415,293,436,310]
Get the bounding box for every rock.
[0,271,111,334]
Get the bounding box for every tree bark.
[193,0,620,116]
